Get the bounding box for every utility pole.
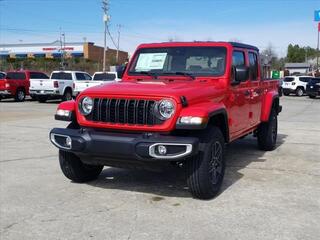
[317,23,319,72]
[116,24,122,64]
[102,0,110,72]
[59,28,65,70]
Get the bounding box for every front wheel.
[186,127,225,200]
[59,150,103,183]
[15,89,26,102]
[257,109,278,151]
[38,96,48,103]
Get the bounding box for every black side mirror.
[232,66,249,85]
[117,64,127,79]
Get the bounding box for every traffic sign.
[315,10,320,21]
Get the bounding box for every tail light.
[53,81,59,88]
[5,83,10,88]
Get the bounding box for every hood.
[81,80,225,104]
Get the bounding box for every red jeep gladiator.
[50,42,281,199]
[0,70,49,102]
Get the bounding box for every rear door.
[248,51,263,126]
[228,50,251,136]
[74,72,92,93]
[51,72,73,94]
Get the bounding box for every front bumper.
[50,128,199,162]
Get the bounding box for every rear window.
[51,72,72,80]
[6,72,26,80]
[93,73,116,81]
[284,77,294,82]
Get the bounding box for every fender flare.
[261,91,280,122]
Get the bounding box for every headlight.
[155,99,175,120]
[79,96,93,115]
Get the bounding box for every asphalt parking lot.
[0,96,319,240]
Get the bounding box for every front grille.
[87,98,161,125]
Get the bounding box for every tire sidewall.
[15,89,25,102]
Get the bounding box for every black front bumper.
[50,128,199,163]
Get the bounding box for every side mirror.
[117,64,127,79]
[232,66,249,85]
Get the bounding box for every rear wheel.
[15,89,26,102]
[296,88,304,97]
[38,96,48,103]
[257,109,278,151]
[186,127,225,200]
[59,150,103,183]
[62,90,72,101]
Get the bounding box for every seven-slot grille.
[86,98,161,125]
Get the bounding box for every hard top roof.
[137,41,259,51]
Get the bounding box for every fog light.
[158,145,167,155]
[65,136,72,148]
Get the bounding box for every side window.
[84,73,92,80]
[232,51,245,67]
[75,73,86,80]
[249,52,258,81]
[299,77,311,83]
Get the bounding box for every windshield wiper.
[162,71,195,80]
[132,71,158,79]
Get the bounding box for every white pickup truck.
[73,71,120,97]
[30,70,91,102]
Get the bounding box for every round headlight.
[79,97,93,115]
[156,99,175,120]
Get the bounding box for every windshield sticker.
[135,53,167,71]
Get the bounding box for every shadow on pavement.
[88,133,288,199]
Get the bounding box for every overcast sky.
[0,0,319,57]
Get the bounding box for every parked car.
[0,70,49,102]
[282,76,313,96]
[73,71,120,97]
[0,72,6,80]
[30,70,91,103]
[306,77,320,98]
[50,41,281,200]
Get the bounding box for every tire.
[38,96,48,103]
[62,89,72,101]
[30,95,37,101]
[14,89,26,102]
[257,109,278,151]
[295,88,304,97]
[283,92,290,96]
[59,150,103,183]
[309,95,316,99]
[186,127,225,200]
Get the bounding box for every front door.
[228,50,251,138]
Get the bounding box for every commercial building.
[0,41,128,65]
[284,63,312,75]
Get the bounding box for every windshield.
[51,72,72,80]
[310,78,320,84]
[128,47,227,77]
[93,73,116,81]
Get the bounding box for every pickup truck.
[0,70,49,102]
[73,71,120,97]
[30,70,91,103]
[50,42,281,199]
